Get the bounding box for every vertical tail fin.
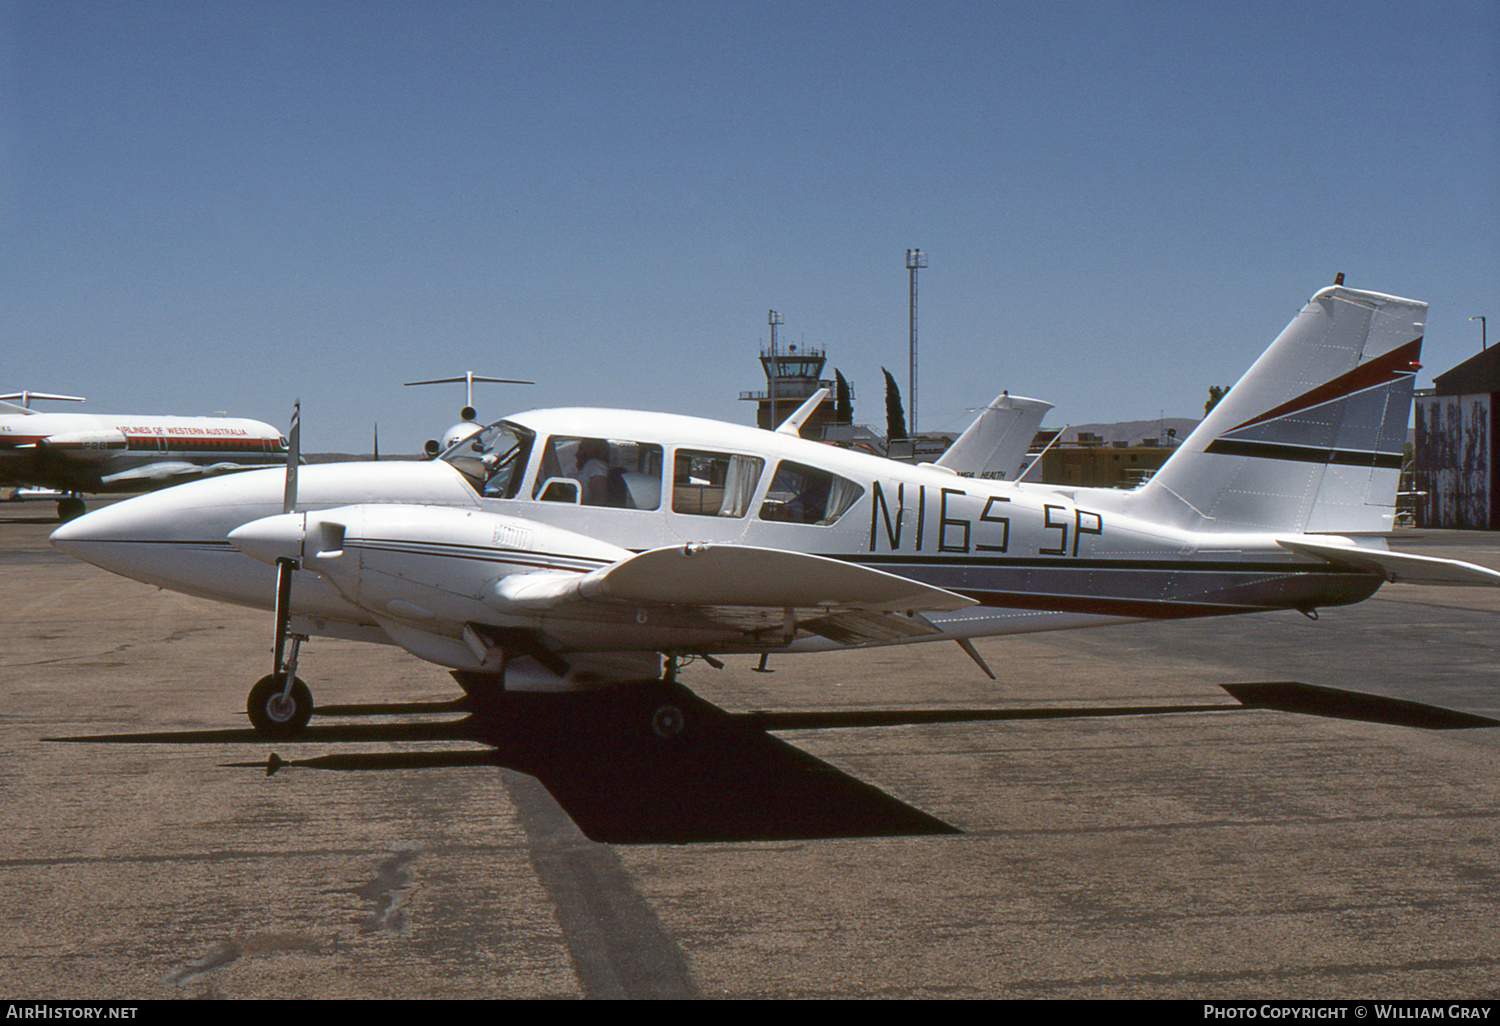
[935,393,1053,480]
[1135,285,1425,535]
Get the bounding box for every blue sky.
[3,0,1496,453]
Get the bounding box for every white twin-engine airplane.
[50,284,1500,738]
[0,393,287,521]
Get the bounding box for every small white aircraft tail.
[935,393,1052,481]
[1133,285,1424,535]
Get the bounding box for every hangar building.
[1413,346,1500,529]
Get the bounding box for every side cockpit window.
[533,436,663,510]
[672,450,765,517]
[758,460,864,525]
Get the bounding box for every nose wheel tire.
[248,674,314,738]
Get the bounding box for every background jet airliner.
[51,283,1500,739]
[403,371,534,456]
[1,392,287,520]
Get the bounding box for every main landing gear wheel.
[57,497,86,522]
[651,704,686,740]
[248,674,314,738]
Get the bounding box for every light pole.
[1471,315,1487,351]
[907,248,925,436]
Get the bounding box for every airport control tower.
[738,310,842,433]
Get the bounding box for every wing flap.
[799,609,944,645]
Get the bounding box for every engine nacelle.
[38,429,128,457]
[231,503,629,625]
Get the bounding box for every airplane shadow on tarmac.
[50,679,1499,845]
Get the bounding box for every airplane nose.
[228,513,306,566]
[48,472,288,593]
[49,511,96,552]
[49,492,212,583]
[51,498,155,557]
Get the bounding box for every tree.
[834,369,853,425]
[1205,385,1229,416]
[882,367,907,440]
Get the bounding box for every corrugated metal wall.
[1414,394,1493,529]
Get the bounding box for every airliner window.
[758,461,864,525]
[672,450,765,517]
[532,436,663,509]
[442,422,534,498]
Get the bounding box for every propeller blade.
[283,399,300,515]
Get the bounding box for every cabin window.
[532,436,663,509]
[758,461,864,525]
[671,450,765,517]
[441,422,535,498]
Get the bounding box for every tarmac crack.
[162,933,324,992]
[353,845,419,935]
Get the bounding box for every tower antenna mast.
[768,309,784,427]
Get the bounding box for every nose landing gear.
[246,553,315,738]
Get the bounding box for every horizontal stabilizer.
[1277,537,1500,587]
[0,392,86,413]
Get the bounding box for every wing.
[99,460,270,487]
[99,461,199,485]
[488,543,976,645]
[231,505,976,659]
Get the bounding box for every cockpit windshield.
[440,421,535,498]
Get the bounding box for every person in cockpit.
[572,438,616,506]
